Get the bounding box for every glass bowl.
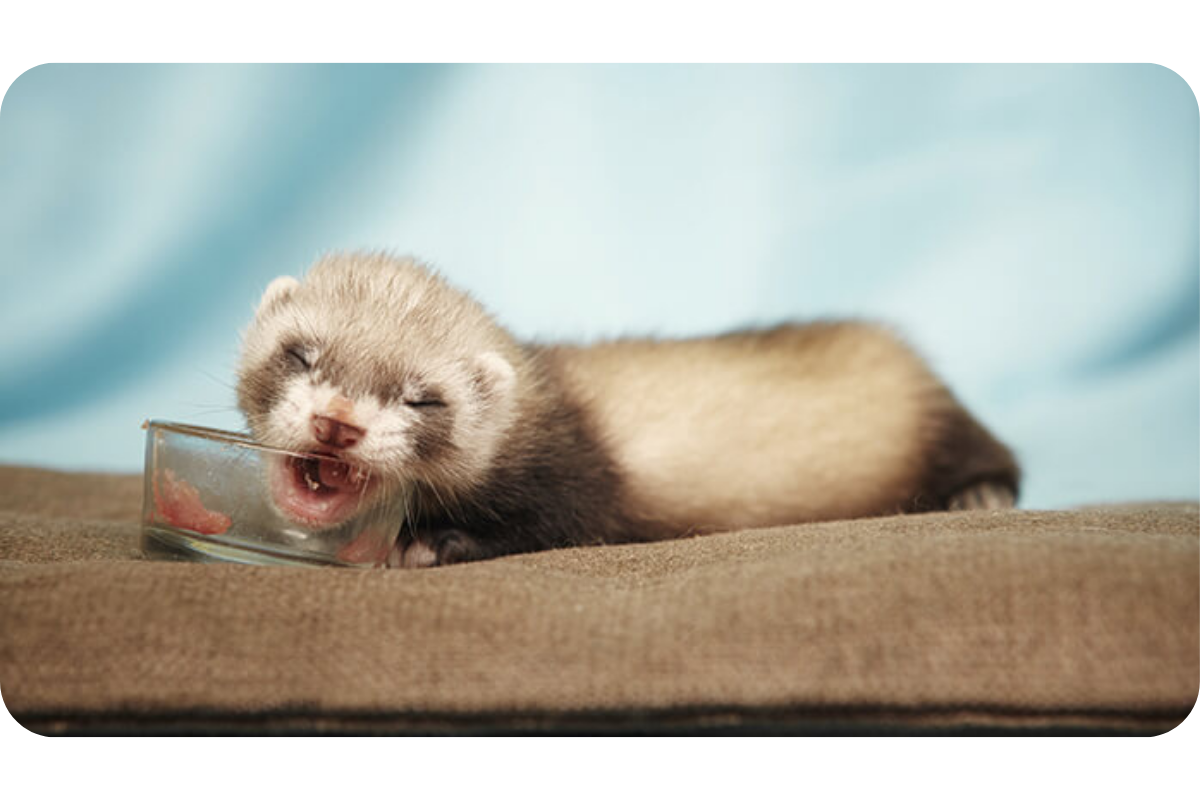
[140,420,406,568]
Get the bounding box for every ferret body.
[236,252,1019,567]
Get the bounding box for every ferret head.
[236,253,522,521]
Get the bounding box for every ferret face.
[236,254,518,524]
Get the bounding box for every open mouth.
[267,451,376,528]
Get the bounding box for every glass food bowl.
[141,420,407,568]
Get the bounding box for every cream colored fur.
[238,253,524,490]
[545,324,943,532]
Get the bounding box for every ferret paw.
[947,482,1016,511]
[387,529,480,568]
[387,539,439,569]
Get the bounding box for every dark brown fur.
[400,355,673,565]
[907,399,1021,513]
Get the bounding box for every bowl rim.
[143,419,349,465]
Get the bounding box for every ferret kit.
[141,252,1019,569]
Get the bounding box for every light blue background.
[0,64,1196,509]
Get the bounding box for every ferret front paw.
[387,529,480,569]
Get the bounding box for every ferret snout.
[312,415,365,449]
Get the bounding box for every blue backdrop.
[0,64,1196,509]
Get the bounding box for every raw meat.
[153,469,232,535]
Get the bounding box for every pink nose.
[311,415,365,449]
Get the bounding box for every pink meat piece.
[153,469,232,535]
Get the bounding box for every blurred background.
[0,64,1195,508]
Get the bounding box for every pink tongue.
[316,459,362,490]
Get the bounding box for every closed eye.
[404,397,446,409]
[284,345,311,371]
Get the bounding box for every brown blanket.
[1,465,1196,734]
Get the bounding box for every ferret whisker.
[186,408,241,419]
[197,369,238,392]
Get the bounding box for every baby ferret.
[236,252,1019,568]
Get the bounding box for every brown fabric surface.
[1,465,1196,734]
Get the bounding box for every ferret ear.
[256,276,300,315]
[471,352,516,406]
